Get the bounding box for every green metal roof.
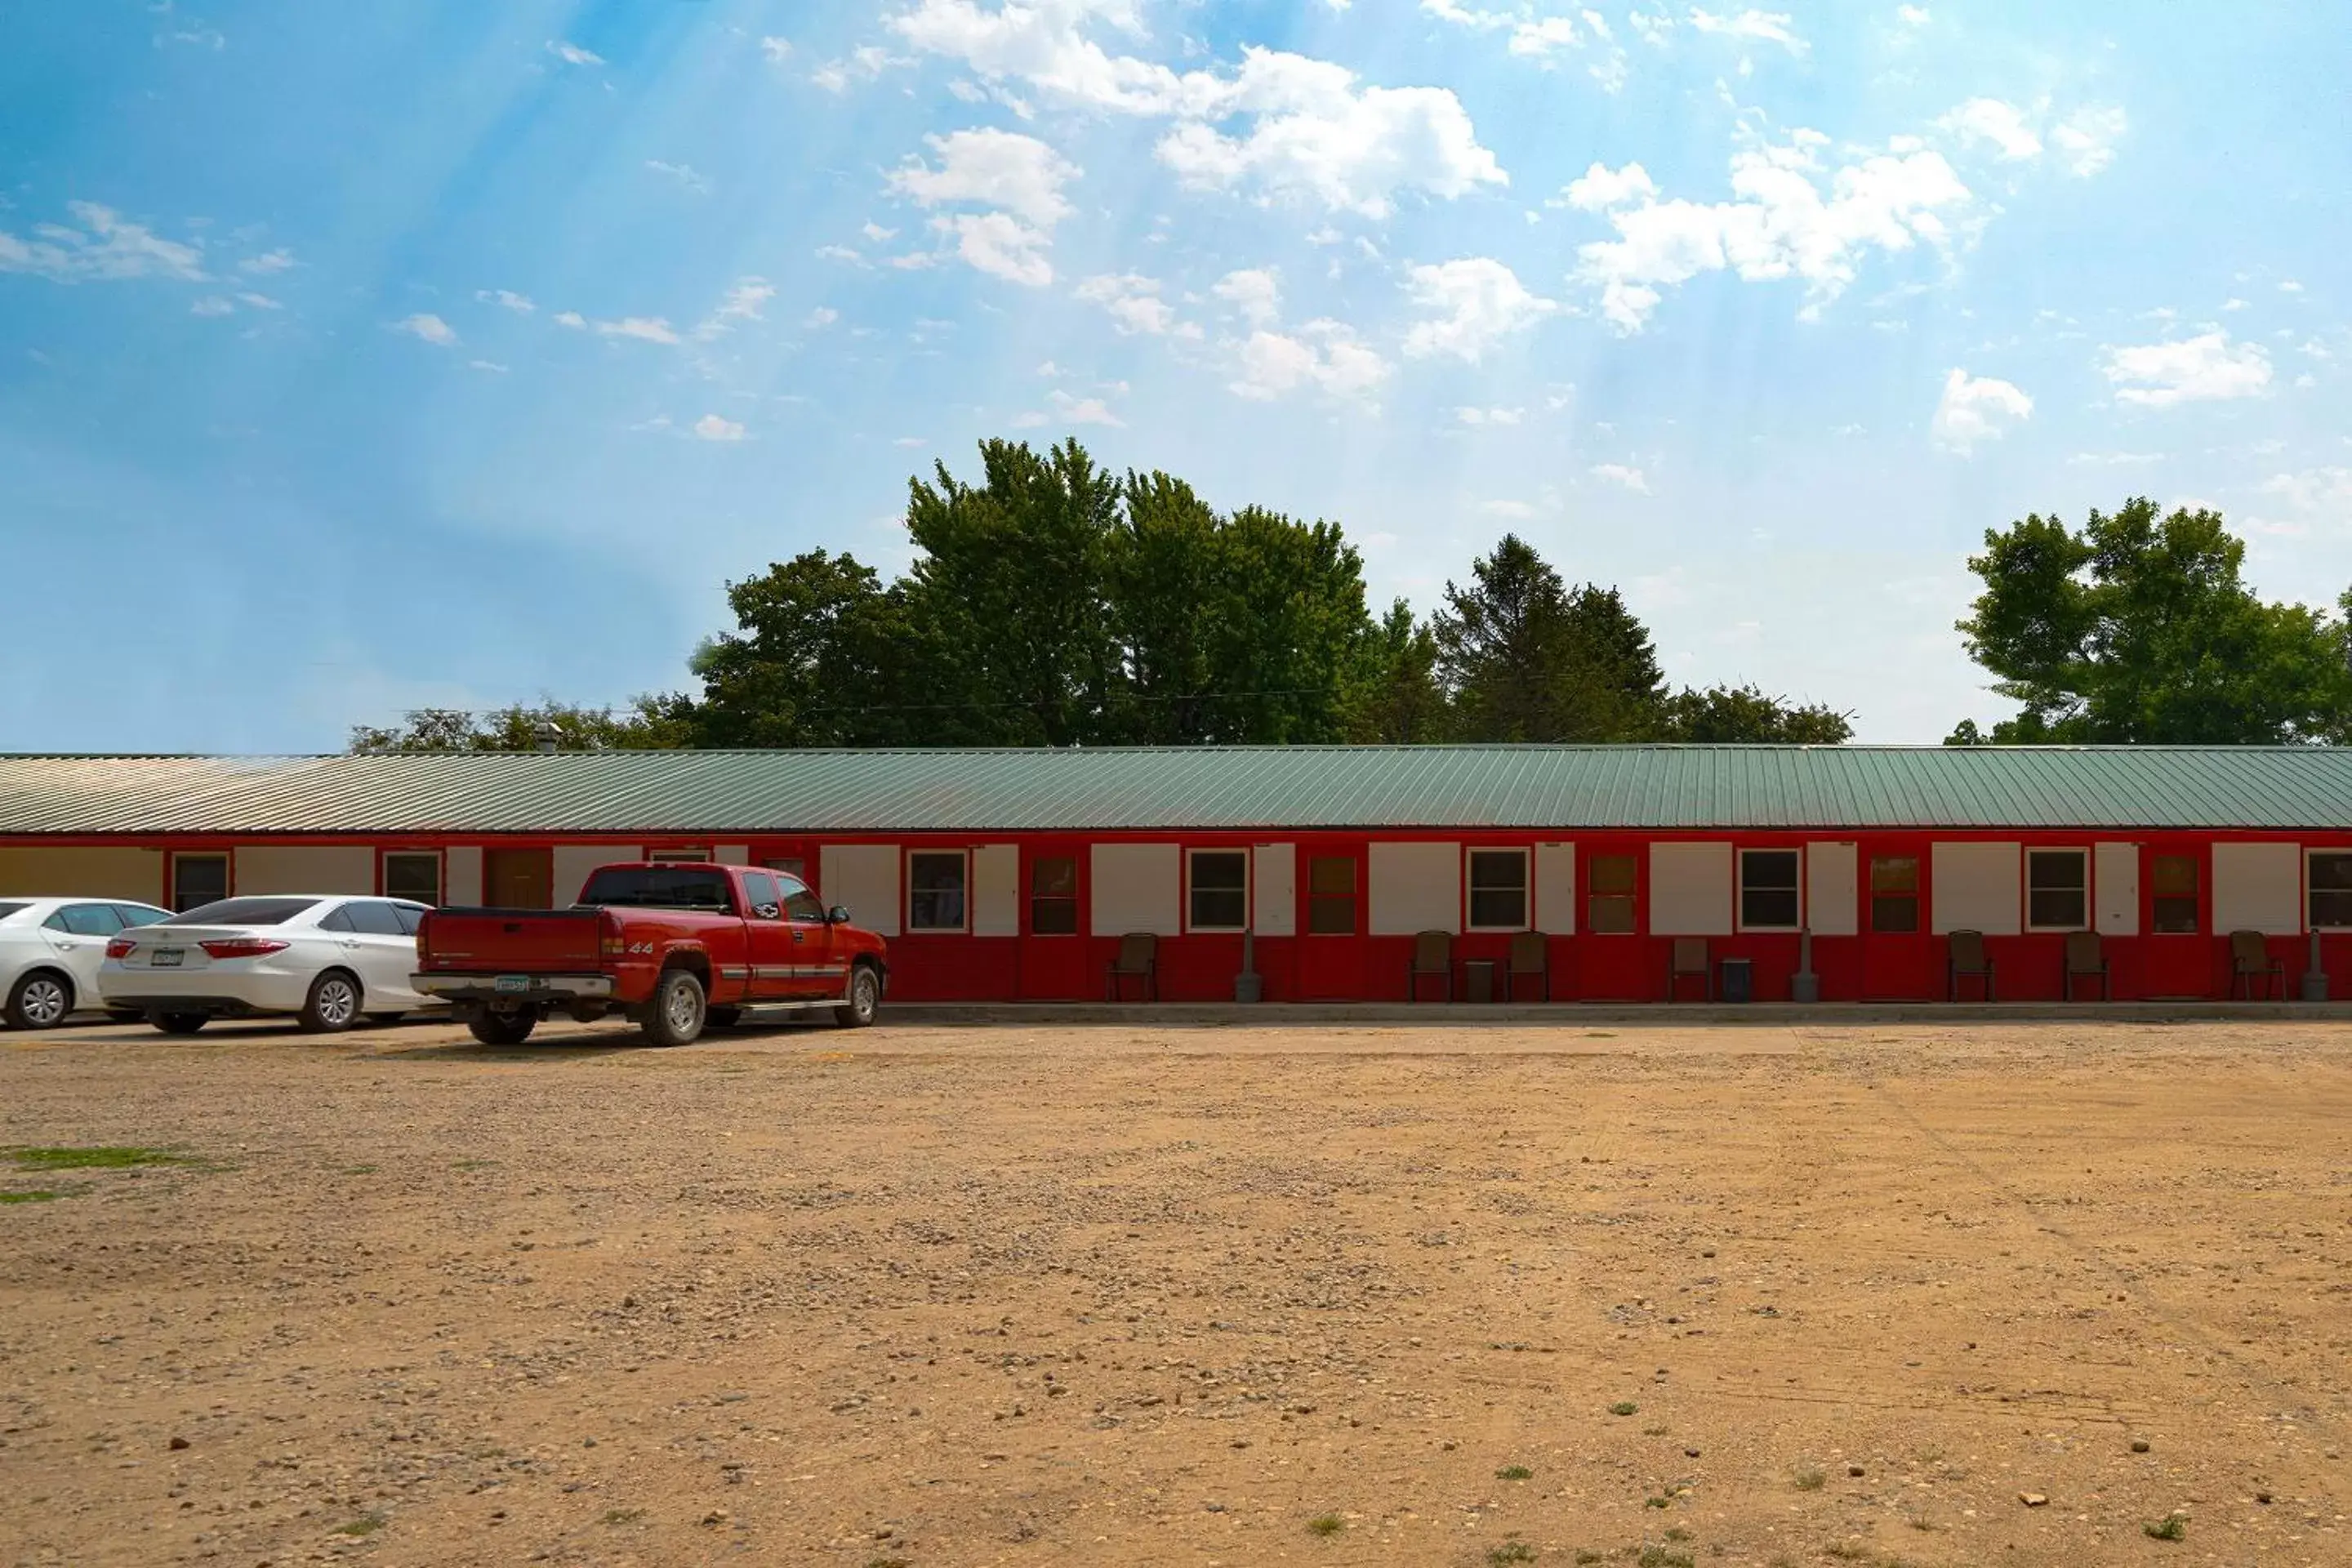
[3,746,2351,836]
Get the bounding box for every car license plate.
[493,975,531,994]
[151,948,185,968]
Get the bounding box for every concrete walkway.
[890,998,2352,1026]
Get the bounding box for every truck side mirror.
[827,906,851,925]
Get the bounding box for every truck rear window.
[577,866,736,911]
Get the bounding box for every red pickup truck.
[412,862,889,1047]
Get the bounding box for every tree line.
[349,440,2352,754]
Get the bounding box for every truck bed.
[415,906,606,973]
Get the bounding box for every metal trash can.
[1718,957,1753,1004]
[1463,960,1496,1004]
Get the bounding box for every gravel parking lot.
[4,1012,2351,1567]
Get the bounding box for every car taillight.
[105,937,136,959]
[600,909,626,957]
[199,938,290,960]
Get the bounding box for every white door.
[45,902,128,1009]
[336,900,424,1010]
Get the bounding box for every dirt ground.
[4,1013,2351,1568]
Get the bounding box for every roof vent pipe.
[532,723,559,754]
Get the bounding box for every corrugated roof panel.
[4,746,2352,836]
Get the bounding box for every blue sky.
[2,1,2346,752]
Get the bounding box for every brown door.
[483,849,554,908]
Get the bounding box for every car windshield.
[577,866,734,911]
[164,897,322,927]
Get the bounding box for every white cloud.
[1456,406,1525,425]
[760,36,792,63]
[2101,332,2272,408]
[1686,7,1806,54]
[2223,296,2250,312]
[1211,267,1282,327]
[804,305,840,329]
[693,278,775,339]
[553,310,586,328]
[2051,105,2127,177]
[1402,257,1557,361]
[595,316,681,345]
[1481,498,1537,518]
[890,128,1079,286]
[238,248,295,275]
[1939,98,2042,161]
[189,296,234,317]
[394,313,457,345]
[1009,411,1049,429]
[468,359,510,373]
[477,288,535,314]
[861,221,898,243]
[547,40,603,66]
[1570,131,1973,332]
[1560,160,1658,211]
[1229,318,1392,402]
[815,244,865,264]
[1590,462,1651,492]
[645,159,710,194]
[693,413,747,442]
[235,292,280,310]
[1423,1,1623,79]
[929,212,1051,286]
[1076,273,1193,336]
[2279,279,2304,294]
[1049,389,1125,426]
[0,200,206,283]
[811,44,903,93]
[893,435,927,447]
[1931,368,2033,452]
[1896,5,1930,24]
[2260,467,2352,521]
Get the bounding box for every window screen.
[1869,856,1919,933]
[1307,856,1356,935]
[1740,849,1801,929]
[908,852,968,932]
[1188,851,1248,931]
[1588,854,1637,934]
[172,854,229,913]
[382,853,441,905]
[1030,856,1078,935]
[1467,849,1528,929]
[2312,852,2352,930]
[2152,853,2198,934]
[2027,849,2087,930]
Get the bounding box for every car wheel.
[833,962,881,1029]
[5,969,74,1031]
[467,1012,537,1046]
[297,969,363,1034]
[152,1013,208,1036]
[641,968,706,1047]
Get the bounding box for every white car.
[1,897,175,1029]
[100,894,438,1035]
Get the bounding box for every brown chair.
[1408,930,1453,1001]
[1506,931,1551,1001]
[1106,933,1157,1000]
[1948,929,1994,1000]
[2064,929,2109,1000]
[1668,937,1711,1001]
[2231,929,2286,1000]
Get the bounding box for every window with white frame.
[648,847,711,863]
[2312,850,2352,930]
[906,851,968,932]
[2026,848,2088,930]
[1739,849,1801,930]
[381,852,442,906]
[1466,849,1529,930]
[1187,849,1249,932]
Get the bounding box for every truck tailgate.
[418,907,605,973]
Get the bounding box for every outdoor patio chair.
[2064,929,2109,1000]
[1408,930,1453,1001]
[2230,929,2286,1000]
[1667,937,1712,1001]
[1506,930,1551,1001]
[1106,932,1157,1001]
[1948,929,1995,1001]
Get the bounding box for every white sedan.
[100,894,438,1035]
[1,897,175,1029]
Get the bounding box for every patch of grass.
[1574,1553,1604,1566]
[340,1164,378,1176]
[1486,1544,1538,1566]
[1642,1425,1670,1437]
[865,1558,911,1568]
[2143,1513,2187,1541]
[1609,1401,1639,1417]
[603,1508,644,1526]
[332,1513,385,1538]
[1643,1494,1673,1509]
[6,1146,189,1170]
[452,1158,496,1171]
[1792,1466,1826,1491]
[1637,1549,1695,1568]
[1307,1513,1345,1536]
[0,1190,68,1204]
[1663,1526,1692,1542]
[1822,1544,1870,1561]
[1496,1464,1534,1481]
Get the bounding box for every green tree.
[1658,684,1854,743]
[1951,497,2352,743]
[348,697,690,753]
[1432,535,1667,742]
[1344,599,1451,743]
[684,550,928,747]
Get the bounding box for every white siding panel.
[2213,842,2301,936]
[2095,842,2140,936]
[553,845,637,907]
[234,845,375,896]
[1534,841,1576,935]
[973,844,1020,937]
[1091,844,1180,937]
[443,846,483,907]
[1806,841,1859,936]
[715,844,752,866]
[819,844,901,937]
[0,846,166,902]
[1650,842,1732,936]
[1369,841,1461,935]
[1253,843,1297,937]
[1931,841,2021,935]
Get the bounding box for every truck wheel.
[152,1013,208,1036]
[5,969,74,1030]
[297,969,363,1034]
[642,968,706,1047]
[833,962,881,1029]
[468,1012,537,1046]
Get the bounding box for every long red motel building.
[3,746,2349,1004]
